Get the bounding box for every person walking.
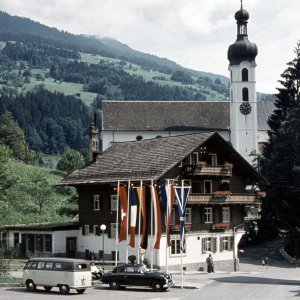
[206,254,214,273]
[264,257,269,269]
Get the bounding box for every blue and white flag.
[175,185,191,251]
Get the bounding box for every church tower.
[228,2,258,164]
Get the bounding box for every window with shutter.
[213,237,217,253]
[95,225,100,236]
[202,238,206,254]
[111,195,118,211]
[220,237,224,252]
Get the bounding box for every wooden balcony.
[184,165,232,177]
[188,193,261,205]
[171,223,192,232]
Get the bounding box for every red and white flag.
[129,187,138,248]
[118,185,128,243]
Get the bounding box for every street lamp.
[100,224,106,271]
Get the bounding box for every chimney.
[89,113,99,162]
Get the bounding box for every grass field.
[22,76,97,106]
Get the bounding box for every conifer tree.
[261,42,300,257]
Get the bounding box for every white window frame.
[190,152,199,165]
[209,153,217,166]
[93,225,98,235]
[185,207,192,223]
[111,195,118,211]
[93,195,100,211]
[204,180,212,194]
[110,223,117,239]
[84,225,89,235]
[170,237,186,256]
[205,207,213,223]
[205,237,212,252]
[222,207,231,222]
[222,236,229,251]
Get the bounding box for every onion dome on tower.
[227,2,257,65]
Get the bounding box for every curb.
[0,283,23,287]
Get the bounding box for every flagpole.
[150,180,154,271]
[181,180,184,290]
[115,180,120,266]
[126,180,130,263]
[166,179,169,273]
[137,180,142,263]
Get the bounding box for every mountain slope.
[0,10,228,84]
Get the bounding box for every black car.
[101,263,174,291]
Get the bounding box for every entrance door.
[66,237,77,258]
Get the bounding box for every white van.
[23,257,92,294]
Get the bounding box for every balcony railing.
[171,223,192,232]
[188,193,261,205]
[184,165,232,177]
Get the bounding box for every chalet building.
[58,132,267,271]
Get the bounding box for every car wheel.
[26,279,36,292]
[109,281,120,290]
[43,286,52,292]
[76,288,86,294]
[152,281,163,291]
[59,284,70,294]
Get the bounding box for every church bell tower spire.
[227,2,258,164]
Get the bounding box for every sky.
[1,0,300,94]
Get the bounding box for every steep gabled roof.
[59,132,214,185]
[59,132,267,186]
[102,101,230,131]
[102,100,274,132]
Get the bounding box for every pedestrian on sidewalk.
[264,256,269,268]
[206,254,214,273]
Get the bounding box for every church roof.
[103,100,274,131]
[257,101,274,130]
[59,132,267,186]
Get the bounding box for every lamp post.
[100,224,106,271]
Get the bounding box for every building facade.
[58,132,267,271]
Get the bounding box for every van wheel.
[59,284,70,294]
[26,279,36,291]
[109,281,120,290]
[152,281,163,291]
[44,286,52,292]
[76,288,86,294]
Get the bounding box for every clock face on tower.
[239,102,251,115]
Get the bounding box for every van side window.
[45,262,53,270]
[54,263,62,270]
[37,262,45,269]
[76,263,88,270]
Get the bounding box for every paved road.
[2,238,299,299]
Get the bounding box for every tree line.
[0,86,93,154]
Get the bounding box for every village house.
[57,131,267,271]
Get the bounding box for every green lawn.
[0,277,22,284]
[22,77,97,106]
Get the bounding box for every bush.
[0,249,10,278]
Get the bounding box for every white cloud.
[1,0,300,93]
